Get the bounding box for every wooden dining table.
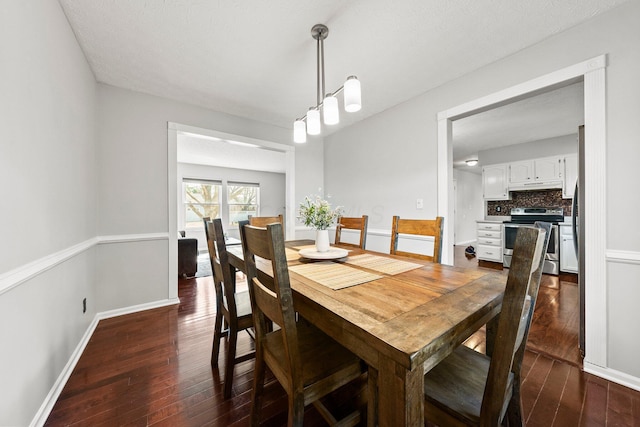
[226,240,506,427]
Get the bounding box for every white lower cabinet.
[476,221,503,263]
[560,224,578,273]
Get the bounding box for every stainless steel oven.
[503,207,563,275]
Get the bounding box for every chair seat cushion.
[423,345,513,424]
[263,321,362,391]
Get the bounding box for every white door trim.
[437,55,607,369]
[167,122,296,300]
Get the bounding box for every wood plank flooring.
[45,252,640,426]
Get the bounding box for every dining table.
[226,240,506,427]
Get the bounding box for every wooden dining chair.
[203,217,255,399]
[389,216,444,262]
[240,222,365,427]
[335,215,369,249]
[422,223,551,427]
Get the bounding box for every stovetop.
[505,207,564,224]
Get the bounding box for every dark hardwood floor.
[45,251,640,426]
[453,246,582,367]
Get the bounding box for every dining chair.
[240,222,365,427]
[335,215,369,249]
[203,217,255,399]
[422,223,551,427]
[389,216,444,262]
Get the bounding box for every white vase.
[315,229,330,252]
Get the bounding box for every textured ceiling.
[59,0,627,137]
[453,82,585,171]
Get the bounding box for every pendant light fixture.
[293,24,361,143]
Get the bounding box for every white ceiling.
[452,82,585,171]
[59,1,616,174]
[177,132,287,173]
[59,0,626,138]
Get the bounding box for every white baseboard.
[584,361,640,392]
[30,297,180,427]
[30,314,99,427]
[97,297,180,321]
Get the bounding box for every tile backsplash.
[487,189,572,216]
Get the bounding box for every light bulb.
[323,94,339,125]
[344,76,361,112]
[307,108,321,135]
[293,119,306,143]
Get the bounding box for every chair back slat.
[335,215,368,249]
[480,225,549,425]
[390,216,444,262]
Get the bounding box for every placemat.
[344,254,424,275]
[289,262,382,290]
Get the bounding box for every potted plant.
[298,195,342,252]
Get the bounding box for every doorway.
[167,122,295,301]
[437,55,608,371]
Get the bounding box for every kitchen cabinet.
[508,160,532,184]
[508,156,563,189]
[563,154,578,199]
[476,221,503,263]
[560,224,578,273]
[482,164,509,201]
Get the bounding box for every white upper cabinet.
[482,154,576,200]
[507,156,563,190]
[508,160,532,184]
[534,156,562,181]
[482,164,509,200]
[563,154,578,199]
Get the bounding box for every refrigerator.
[572,125,586,355]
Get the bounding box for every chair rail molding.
[606,249,640,265]
[0,233,170,296]
[0,238,97,296]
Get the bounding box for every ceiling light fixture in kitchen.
[293,24,361,143]
[466,159,479,166]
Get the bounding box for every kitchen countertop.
[478,216,510,223]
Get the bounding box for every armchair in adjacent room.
[178,230,198,278]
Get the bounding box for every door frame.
[437,55,607,369]
[167,122,295,300]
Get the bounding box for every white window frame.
[182,178,222,231]
[226,181,260,226]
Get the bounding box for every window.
[227,182,259,225]
[183,179,221,230]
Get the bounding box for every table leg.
[377,358,424,427]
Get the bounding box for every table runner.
[289,261,382,290]
[344,254,424,275]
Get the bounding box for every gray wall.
[0,3,323,425]
[95,84,323,312]
[0,0,97,424]
[325,1,640,380]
